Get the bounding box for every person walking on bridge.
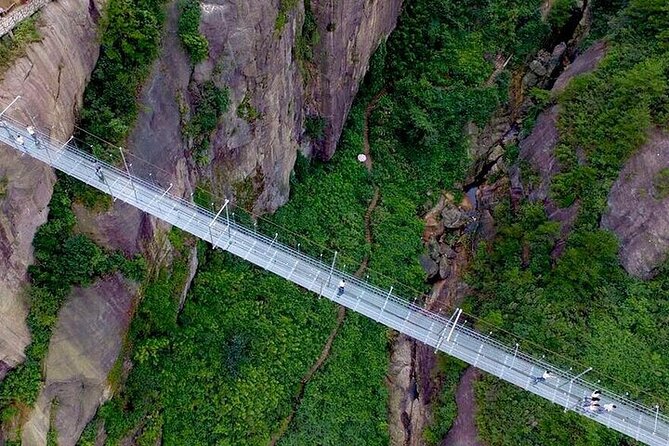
[337,279,346,296]
[583,389,601,406]
[531,370,554,385]
[95,164,105,182]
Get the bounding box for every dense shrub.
[77,0,166,162]
[0,14,41,76]
[184,80,229,163]
[177,0,209,63]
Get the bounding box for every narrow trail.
[268,91,385,445]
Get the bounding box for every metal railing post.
[446,308,462,343]
[0,95,20,118]
[327,251,338,287]
[119,147,138,201]
[378,286,393,321]
[209,200,229,246]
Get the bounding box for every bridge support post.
[0,95,20,118]
[377,286,393,322]
[446,308,462,343]
[327,251,338,287]
[209,200,229,246]
[560,367,592,412]
[54,136,74,164]
[434,308,461,353]
[225,205,231,239]
[119,147,138,201]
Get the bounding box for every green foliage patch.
[177,0,208,63]
[303,115,326,141]
[77,0,166,162]
[97,250,338,444]
[184,80,229,164]
[423,357,467,445]
[275,0,299,32]
[654,168,669,199]
[0,14,41,77]
[0,175,145,425]
[295,0,319,70]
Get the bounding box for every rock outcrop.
[602,129,669,279]
[184,0,402,213]
[309,0,403,160]
[21,273,138,446]
[0,0,106,378]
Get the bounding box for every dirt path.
[268,92,385,445]
[442,367,483,446]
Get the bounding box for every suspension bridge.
[1,98,668,445]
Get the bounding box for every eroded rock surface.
[552,40,607,93]
[189,0,402,213]
[0,0,106,377]
[602,129,669,279]
[21,273,138,446]
[310,0,403,159]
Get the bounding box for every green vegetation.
[275,0,299,32]
[77,0,166,162]
[183,80,229,164]
[654,168,669,199]
[303,115,326,141]
[295,0,319,70]
[547,0,580,30]
[0,175,7,199]
[0,175,145,424]
[469,1,669,444]
[76,418,99,445]
[423,357,467,445]
[236,93,261,123]
[53,0,668,444]
[552,49,669,220]
[475,375,620,445]
[94,248,339,444]
[47,400,59,446]
[0,14,41,77]
[177,0,208,63]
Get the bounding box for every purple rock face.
[602,130,669,279]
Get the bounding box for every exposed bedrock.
[602,129,669,279]
[0,0,106,380]
[21,273,138,446]
[186,0,403,213]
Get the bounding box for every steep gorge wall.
[0,0,105,379]
[145,0,404,214]
[309,0,403,160]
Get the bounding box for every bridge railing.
[1,109,669,442]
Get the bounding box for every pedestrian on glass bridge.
[337,279,346,296]
[602,403,617,412]
[26,126,39,146]
[584,389,601,406]
[95,164,105,182]
[531,370,554,385]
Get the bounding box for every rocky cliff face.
[147,0,404,213]
[0,0,105,379]
[309,0,403,160]
[21,274,138,446]
[602,129,669,279]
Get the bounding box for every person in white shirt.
[337,279,346,296]
[603,403,617,412]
